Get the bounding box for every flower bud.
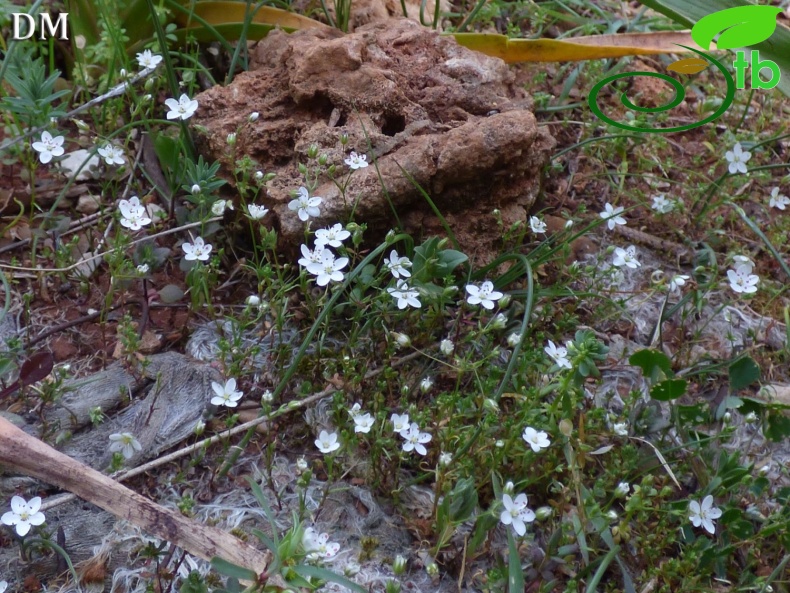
[318,154,328,166]
[307,144,319,159]
[340,133,349,145]
[745,411,758,423]
[489,313,507,330]
[615,482,630,498]
[498,294,511,308]
[249,111,259,122]
[393,555,407,576]
[227,133,236,145]
[261,390,273,404]
[535,506,553,521]
[254,171,264,180]
[606,510,618,522]
[298,162,308,175]
[392,332,411,349]
[425,562,439,578]
[193,419,205,436]
[440,339,454,355]
[483,398,499,414]
[507,332,522,348]
[246,295,261,307]
[191,184,201,195]
[296,456,308,473]
[420,377,433,393]
[503,481,515,495]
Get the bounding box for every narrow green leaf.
[291,564,367,593]
[245,476,280,546]
[506,530,525,593]
[210,557,257,581]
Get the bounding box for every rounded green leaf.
[692,6,783,51]
[650,378,687,401]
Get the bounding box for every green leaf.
[506,530,525,593]
[449,477,479,523]
[729,356,760,392]
[650,379,687,401]
[639,0,790,100]
[765,411,790,442]
[436,249,468,276]
[692,5,782,50]
[210,557,257,582]
[629,349,672,384]
[245,476,280,547]
[291,564,367,593]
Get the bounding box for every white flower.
[298,244,325,269]
[727,264,759,294]
[32,130,65,164]
[387,279,421,309]
[348,402,362,418]
[544,340,571,369]
[651,194,674,214]
[507,332,522,348]
[400,422,432,455]
[315,430,340,454]
[529,216,547,234]
[211,199,232,216]
[247,295,261,307]
[615,482,630,498]
[0,580,6,593]
[769,187,790,210]
[118,196,152,231]
[211,378,243,407]
[725,142,751,175]
[522,427,551,452]
[599,203,626,230]
[499,493,535,537]
[732,255,754,272]
[344,151,369,170]
[391,413,410,433]
[307,251,349,286]
[296,457,308,473]
[386,250,412,279]
[440,339,454,355]
[108,432,142,459]
[97,143,125,165]
[688,495,722,534]
[254,171,264,180]
[353,413,375,433]
[669,274,689,293]
[165,94,198,120]
[288,187,322,221]
[303,527,340,560]
[261,389,274,403]
[136,49,163,69]
[315,223,350,248]
[182,237,212,261]
[249,111,259,122]
[465,280,504,310]
[612,245,641,269]
[420,377,433,393]
[439,452,452,466]
[613,422,628,436]
[136,264,149,274]
[247,204,269,220]
[2,496,46,537]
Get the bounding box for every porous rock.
[193,18,555,264]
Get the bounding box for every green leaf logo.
[692,5,783,50]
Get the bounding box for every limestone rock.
[192,19,555,264]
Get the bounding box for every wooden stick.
[0,417,287,589]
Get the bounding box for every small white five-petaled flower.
[247,204,269,220]
[387,279,421,309]
[165,94,198,120]
[307,252,349,286]
[136,49,163,69]
[315,430,340,453]
[613,245,641,269]
[769,187,790,210]
[211,378,243,407]
[651,194,674,214]
[544,340,572,370]
[522,427,551,453]
[727,264,759,294]
[400,422,432,455]
[98,143,125,165]
[289,187,322,221]
[386,250,412,278]
[688,494,722,534]
[499,493,535,536]
[599,203,626,230]
[344,151,369,170]
[315,223,350,248]
[465,280,503,310]
[109,432,142,459]
[303,527,341,560]
[725,142,751,175]
[391,413,410,433]
[32,130,65,164]
[353,413,375,433]
[2,495,46,536]
[669,274,689,293]
[118,196,152,231]
[182,237,212,261]
[529,216,547,234]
